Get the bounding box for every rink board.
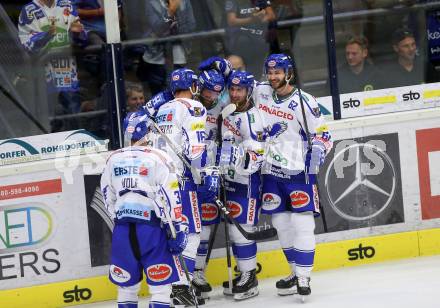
[1,228,439,307]
[2,106,440,307]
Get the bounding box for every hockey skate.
[232,269,259,301]
[171,284,205,307]
[222,272,242,296]
[192,269,212,299]
[276,274,298,296]
[296,276,311,303]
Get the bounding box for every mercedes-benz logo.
[324,142,397,221]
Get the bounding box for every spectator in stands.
[125,82,146,113]
[383,28,439,88]
[136,0,196,96]
[18,0,87,132]
[72,0,123,45]
[338,35,382,93]
[227,54,246,71]
[225,0,276,78]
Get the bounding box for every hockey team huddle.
[100,54,333,308]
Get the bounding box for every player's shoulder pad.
[105,148,124,164]
[175,98,206,117]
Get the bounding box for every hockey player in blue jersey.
[219,70,265,300]
[100,115,189,308]
[155,68,219,306]
[255,54,333,299]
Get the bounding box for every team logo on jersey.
[227,201,242,218]
[201,203,218,221]
[193,107,202,116]
[290,191,310,208]
[110,265,131,283]
[312,107,321,118]
[262,193,281,211]
[147,264,172,282]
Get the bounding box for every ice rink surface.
[77,255,440,308]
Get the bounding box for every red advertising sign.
[0,179,62,201]
[416,128,440,219]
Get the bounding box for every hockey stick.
[204,222,219,267]
[293,64,329,233]
[161,198,199,308]
[215,198,277,241]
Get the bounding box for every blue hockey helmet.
[170,68,198,94]
[198,69,225,93]
[124,113,151,144]
[264,53,294,75]
[227,70,255,92]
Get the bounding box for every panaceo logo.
[0,204,53,253]
[290,191,310,208]
[63,285,92,303]
[262,193,281,211]
[110,265,131,283]
[201,203,218,221]
[147,264,172,282]
[347,244,376,261]
[227,201,242,218]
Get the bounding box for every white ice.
[76,255,440,308]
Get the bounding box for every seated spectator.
[225,0,276,78]
[125,82,146,113]
[136,0,195,96]
[227,54,246,71]
[383,28,438,88]
[338,35,383,93]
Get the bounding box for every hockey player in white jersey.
[192,69,226,297]
[220,70,266,301]
[101,115,188,308]
[155,68,219,306]
[256,54,333,299]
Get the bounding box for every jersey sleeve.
[154,155,183,224]
[18,4,53,53]
[296,92,333,152]
[100,156,117,219]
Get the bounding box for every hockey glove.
[167,222,189,255]
[198,56,232,79]
[143,90,174,117]
[198,168,220,199]
[219,142,244,168]
[305,138,326,175]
